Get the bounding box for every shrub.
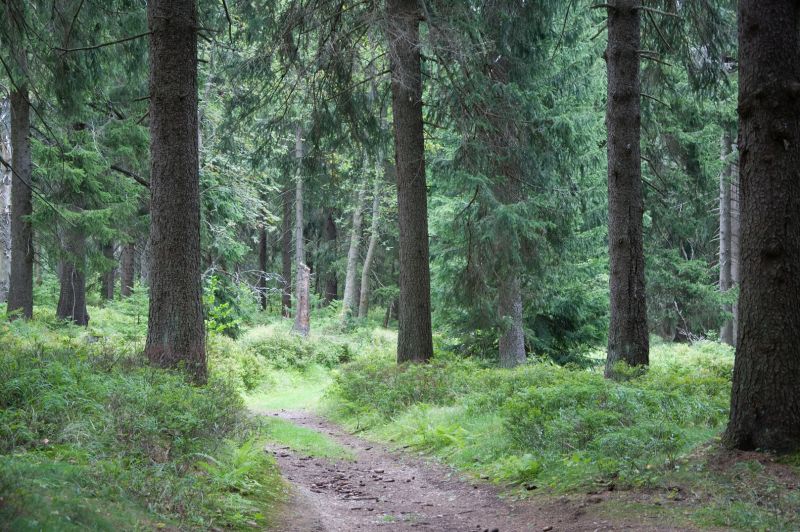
[241,326,351,370]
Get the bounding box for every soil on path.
[259,410,685,532]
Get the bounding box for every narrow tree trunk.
[604,0,648,377]
[56,232,89,326]
[100,242,115,300]
[358,178,383,319]
[258,224,268,311]
[323,209,338,304]
[120,243,135,297]
[724,0,800,452]
[292,125,310,336]
[498,275,526,367]
[139,234,152,287]
[719,133,734,345]
[144,0,206,383]
[281,186,292,316]
[342,183,367,322]
[730,143,741,341]
[7,85,33,319]
[387,0,433,363]
[0,98,12,302]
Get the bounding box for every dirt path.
[259,410,683,532]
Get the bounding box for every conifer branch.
[111,164,150,188]
[55,31,152,54]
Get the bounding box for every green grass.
[245,366,332,412]
[261,417,355,461]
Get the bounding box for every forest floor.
[252,410,685,531]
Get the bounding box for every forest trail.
[256,410,683,532]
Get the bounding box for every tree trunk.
[323,209,338,304]
[342,183,367,322]
[144,0,206,383]
[100,242,115,300]
[258,224,268,311]
[7,84,33,319]
[603,0,648,377]
[730,143,741,341]
[719,132,734,345]
[120,243,135,297]
[498,275,526,368]
[359,177,383,319]
[281,185,292,316]
[0,97,11,302]
[387,0,433,363]
[139,234,152,287]
[724,0,800,453]
[292,125,310,336]
[56,232,89,326]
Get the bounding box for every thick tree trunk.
[144,0,206,383]
[120,243,135,297]
[387,0,433,363]
[358,178,383,319]
[0,98,11,302]
[292,126,310,336]
[604,0,649,377]
[719,133,734,345]
[258,224,268,311]
[7,85,33,319]
[342,183,367,322]
[730,144,741,341]
[281,186,292,316]
[56,232,89,326]
[498,275,526,368]
[100,242,115,300]
[323,209,338,304]
[724,0,800,452]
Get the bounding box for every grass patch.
[245,366,332,412]
[261,417,355,461]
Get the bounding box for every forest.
[1,0,799,530]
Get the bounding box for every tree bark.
[498,275,526,367]
[56,231,89,326]
[292,125,310,336]
[0,97,11,302]
[604,0,649,377]
[323,209,338,304]
[724,0,800,453]
[281,185,293,316]
[100,242,115,300]
[342,183,367,322]
[719,132,734,345]
[730,143,741,341]
[359,177,383,319]
[120,242,135,297]
[7,85,33,319]
[258,224,268,311]
[387,0,433,363]
[144,0,206,383]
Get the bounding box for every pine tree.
[144,0,206,383]
[724,0,800,452]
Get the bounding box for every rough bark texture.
[498,275,526,368]
[56,233,89,326]
[604,0,649,377]
[388,0,433,363]
[292,126,310,335]
[724,0,800,452]
[144,0,206,383]
[0,98,11,302]
[323,209,338,304]
[730,146,741,341]
[258,224,268,311]
[100,242,115,300]
[120,243,135,297]
[719,133,734,345]
[282,186,293,316]
[342,184,367,322]
[293,263,311,336]
[7,86,33,319]
[358,178,383,318]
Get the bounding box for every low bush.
[241,326,352,370]
[327,341,733,491]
